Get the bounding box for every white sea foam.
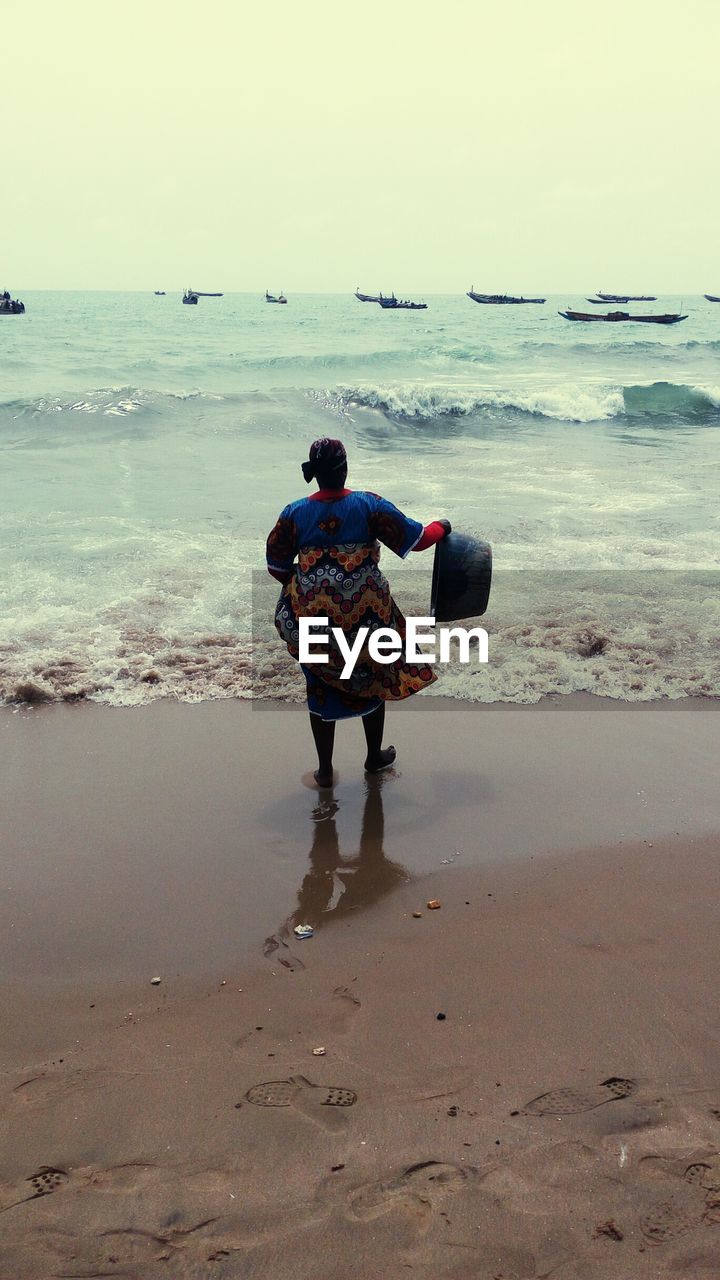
[341,382,624,422]
[2,572,718,707]
[340,380,720,423]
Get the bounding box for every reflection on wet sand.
[281,776,408,937]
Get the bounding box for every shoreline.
[2,694,718,983]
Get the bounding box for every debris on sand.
[294,924,314,939]
[150,976,162,986]
[594,1219,624,1241]
[427,899,442,910]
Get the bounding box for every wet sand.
[1,697,720,1278]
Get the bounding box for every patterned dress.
[266,490,437,720]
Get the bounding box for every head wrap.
[302,437,347,484]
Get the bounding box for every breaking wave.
[3,379,720,430]
[341,380,720,424]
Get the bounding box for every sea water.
[1,291,718,705]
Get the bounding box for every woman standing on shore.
[266,437,449,787]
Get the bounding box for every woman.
[266,437,450,787]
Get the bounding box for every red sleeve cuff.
[413,520,447,552]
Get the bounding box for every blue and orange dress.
[266,489,441,721]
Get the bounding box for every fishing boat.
[704,294,720,303]
[559,308,687,325]
[265,291,287,304]
[0,291,24,314]
[596,291,657,303]
[467,289,545,304]
[585,296,647,304]
[355,287,382,302]
[378,296,427,310]
[154,290,166,296]
[182,289,223,304]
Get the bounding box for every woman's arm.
[266,508,298,584]
[368,497,450,559]
[412,519,452,551]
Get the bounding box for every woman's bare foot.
[364,745,396,774]
[314,768,335,789]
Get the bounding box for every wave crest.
[341,380,720,424]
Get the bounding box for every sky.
[4,0,719,292]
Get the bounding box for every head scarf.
[302,437,347,484]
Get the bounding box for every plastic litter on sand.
[294,924,314,939]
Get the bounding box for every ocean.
[1,291,718,707]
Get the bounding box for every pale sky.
[4,0,719,292]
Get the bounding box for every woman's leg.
[309,713,336,788]
[362,703,396,772]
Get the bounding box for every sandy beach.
[1,696,719,1278]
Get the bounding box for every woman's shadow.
[264,776,408,966]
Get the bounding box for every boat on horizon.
[1,289,24,315]
[378,293,427,310]
[265,290,287,304]
[467,289,545,305]
[154,290,166,296]
[560,308,687,325]
[596,291,657,303]
[704,294,720,302]
[183,289,223,304]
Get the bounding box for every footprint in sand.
[262,934,305,972]
[639,1190,720,1244]
[0,1161,162,1214]
[245,1075,356,1131]
[686,1160,720,1193]
[519,1077,637,1116]
[334,984,361,1008]
[0,1166,69,1213]
[348,1160,471,1228]
[638,1151,720,1243]
[640,1152,720,1191]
